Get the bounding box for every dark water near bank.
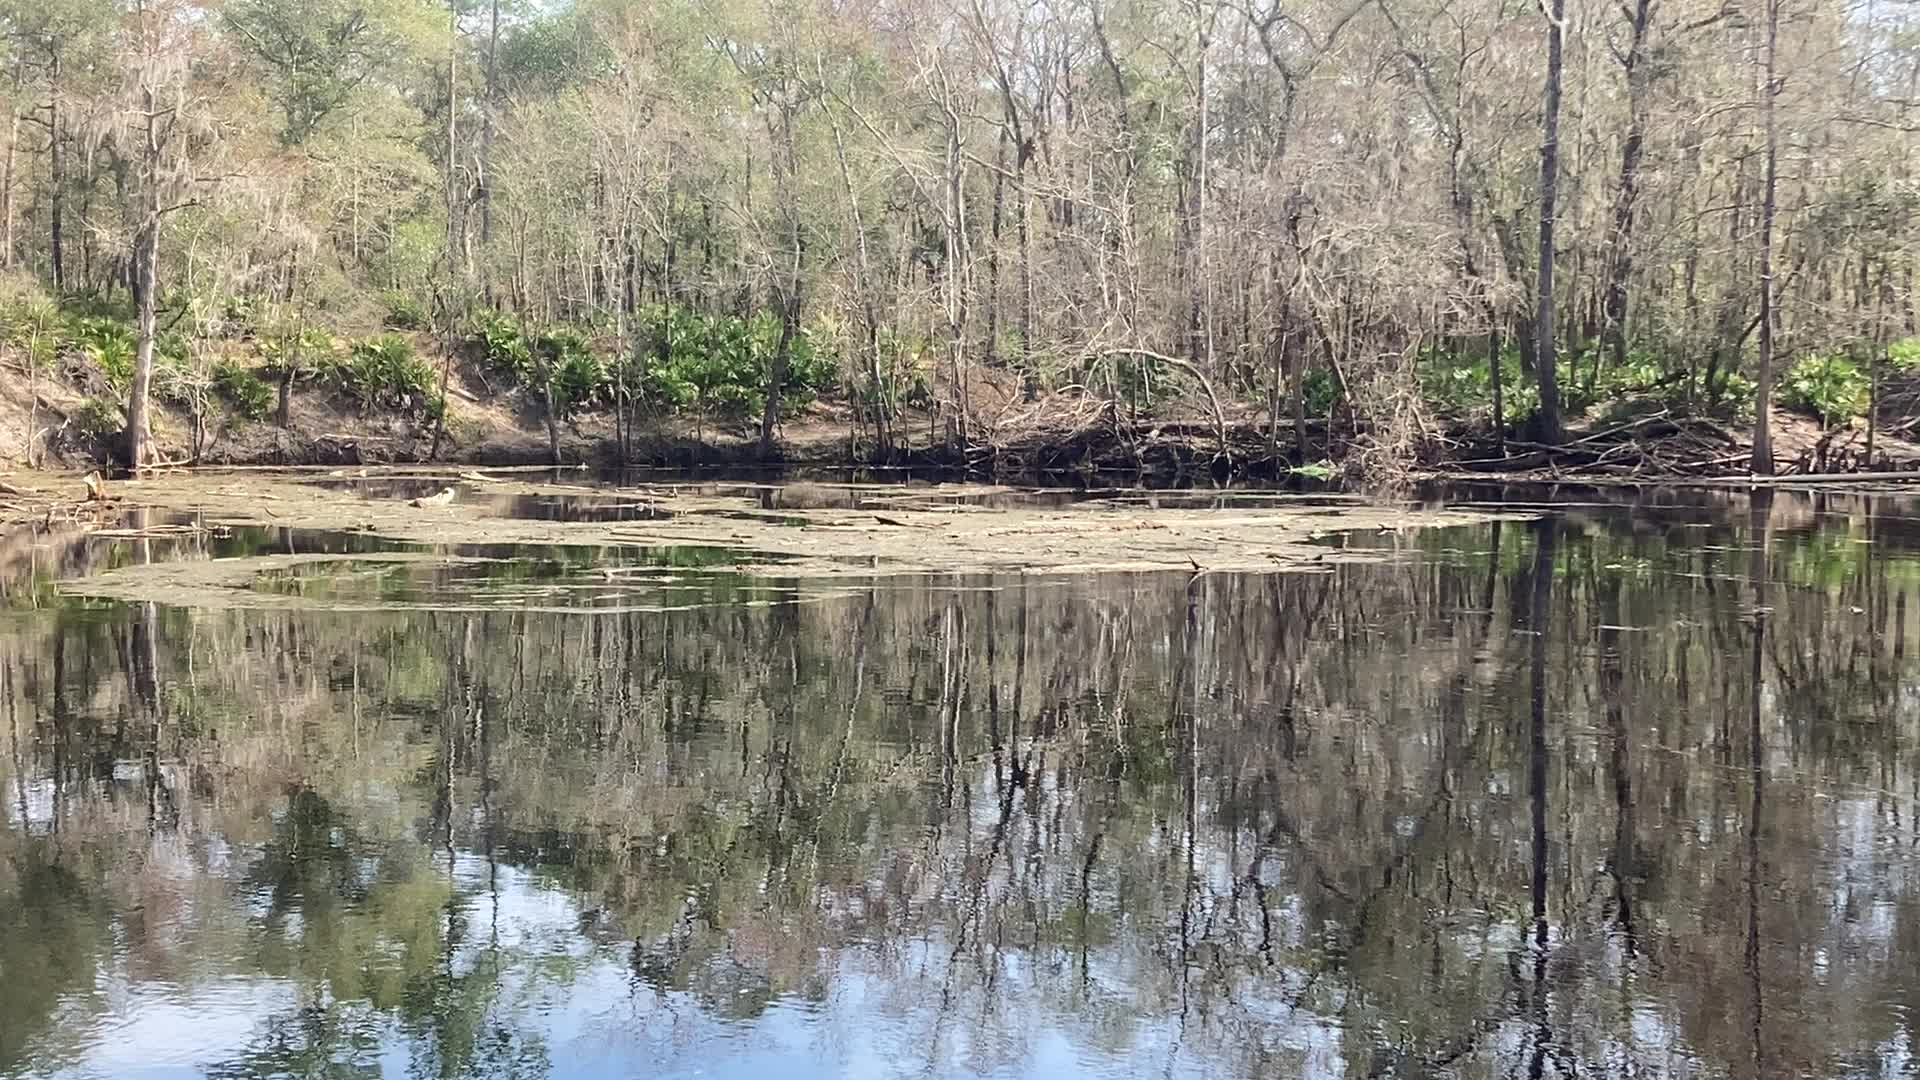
[3,489,1920,1078]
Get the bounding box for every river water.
[1,485,1916,1078]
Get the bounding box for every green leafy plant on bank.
[382,290,428,330]
[1783,352,1869,427]
[214,359,274,419]
[472,309,532,382]
[535,327,605,416]
[469,306,838,425]
[2,299,69,376]
[260,325,337,376]
[649,307,837,419]
[72,317,136,391]
[1416,343,1764,428]
[323,334,441,416]
[72,396,122,440]
[1417,347,1542,426]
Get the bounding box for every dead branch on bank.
[1443,415,1745,477]
[1096,348,1230,460]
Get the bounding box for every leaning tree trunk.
[1601,0,1654,374]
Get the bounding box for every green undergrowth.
[468,305,838,423]
[1416,338,1920,432]
[10,275,1920,455]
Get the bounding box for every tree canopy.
[0,0,1916,468]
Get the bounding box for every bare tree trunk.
[1601,0,1654,373]
[1751,0,1779,475]
[759,101,805,458]
[1267,329,1282,462]
[543,375,560,464]
[443,2,462,282]
[936,79,971,449]
[824,86,889,456]
[428,318,456,460]
[1,69,16,270]
[988,130,1004,363]
[127,85,159,470]
[763,290,798,457]
[78,141,93,292]
[1490,327,1505,451]
[480,0,498,264]
[1534,0,1567,443]
[1867,337,1879,466]
[1188,1,1214,374]
[1536,0,1566,441]
[1018,163,1033,401]
[1870,258,1890,466]
[48,55,65,292]
[26,324,38,467]
[1289,327,1309,462]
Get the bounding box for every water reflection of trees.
[4,497,1920,1075]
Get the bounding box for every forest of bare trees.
[2,0,1918,470]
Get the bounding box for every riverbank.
[9,419,1920,556]
[8,335,1920,484]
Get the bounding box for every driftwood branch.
[1098,348,1229,461]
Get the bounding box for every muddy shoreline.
[173,408,1920,492]
[8,449,1920,543]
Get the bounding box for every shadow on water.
[3,486,1920,1076]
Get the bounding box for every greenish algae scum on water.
[118,472,1522,568]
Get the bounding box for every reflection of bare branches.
[1747,494,1771,1080]
[11,501,1920,1077]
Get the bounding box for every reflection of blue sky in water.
[28,846,1353,1080]
[6,745,1375,1080]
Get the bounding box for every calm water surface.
[2,487,1918,1078]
